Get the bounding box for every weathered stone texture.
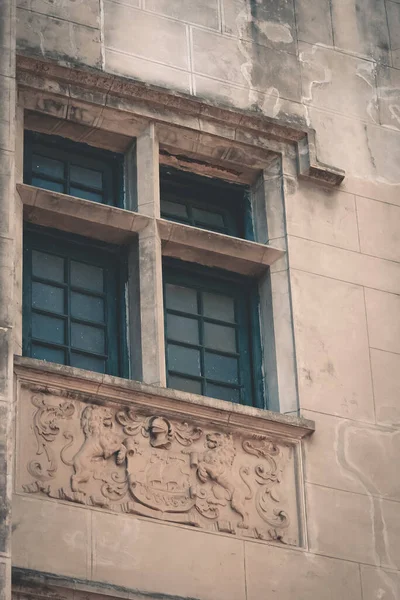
[361,565,400,600]
[290,269,374,421]
[8,1,400,599]
[93,512,246,600]
[17,9,102,68]
[295,0,333,46]
[17,0,101,28]
[104,2,189,69]
[245,541,363,600]
[12,495,90,578]
[331,0,391,64]
[221,0,297,55]
[371,348,400,427]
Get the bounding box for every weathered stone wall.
[0,2,15,600]
[8,1,400,599]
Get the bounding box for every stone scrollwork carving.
[27,394,75,481]
[20,392,301,546]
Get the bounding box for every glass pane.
[70,187,104,204]
[71,352,105,374]
[32,154,64,179]
[203,292,235,323]
[206,383,240,403]
[166,313,199,345]
[32,250,64,283]
[71,292,104,323]
[71,261,104,293]
[32,344,65,364]
[161,199,188,219]
[32,282,64,314]
[70,165,103,189]
[204,352,238,384]
[31,176,64,194]
[32,313,65,344]
[204,322,236,353]
[71,323,105,354]
[192,207,225,228]
[165,284,198,314]
[168,375,202,395]
[167,343,201,376]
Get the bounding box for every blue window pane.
[31,177,64,194]
[166,314,199,345]
[32,154,64,179]
[167,343,201,376]
[70,165,103,189]
[161,199,188,219]
[206,383,240,403]
[32,250,64,283]
[32,282,64,314]
[192,207,225,228]
[71,353,105,374]
[169,375,202,395]
[70,187,103,203]
[204,322,236,353]
[204,352,238,384]
[32,313,65,344]
[32,344,65,364]
[71,261,104,293]
[165,284,198,314]
[203,292,235,323]
[71,323,105,354]
[71,292,104,323]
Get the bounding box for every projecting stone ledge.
[14,357,313,548]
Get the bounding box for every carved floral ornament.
[20,391,302,546]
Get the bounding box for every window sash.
[163,261,262,407]
[24,131,123,207]
[160,166,251,238]
[23,227,126,376]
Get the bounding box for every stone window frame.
[14,55,344,416]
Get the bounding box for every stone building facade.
[1,1,400,599]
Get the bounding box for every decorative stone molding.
[15,358,314,547]
[16,55,344,186]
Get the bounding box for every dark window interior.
[24,131,123,207]
[163,261,263,407]
[23,226,126,376]
[160,166,252,239]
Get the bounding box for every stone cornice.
[16,54,344,186]
[14,357,314,440]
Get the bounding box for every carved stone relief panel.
[16,379,305,547]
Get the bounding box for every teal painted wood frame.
[163,258,264,409]
[24,131,124,208]
[23,224,129,377]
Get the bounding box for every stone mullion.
[134,124,166,386]
[0,0,16,599]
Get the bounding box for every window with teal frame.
[160,166,252,239]
[23,226,127,376]
[24,131,124,207]
[163,260,263,407]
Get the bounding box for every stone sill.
[18,184,284,275]
[18,184,151,244]
[158,219,284,276]
[14,356,314,440]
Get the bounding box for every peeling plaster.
[257,21,293,44]
[355,60,378,123]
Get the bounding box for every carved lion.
[67,406,126,494]
[196,432,250,528]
